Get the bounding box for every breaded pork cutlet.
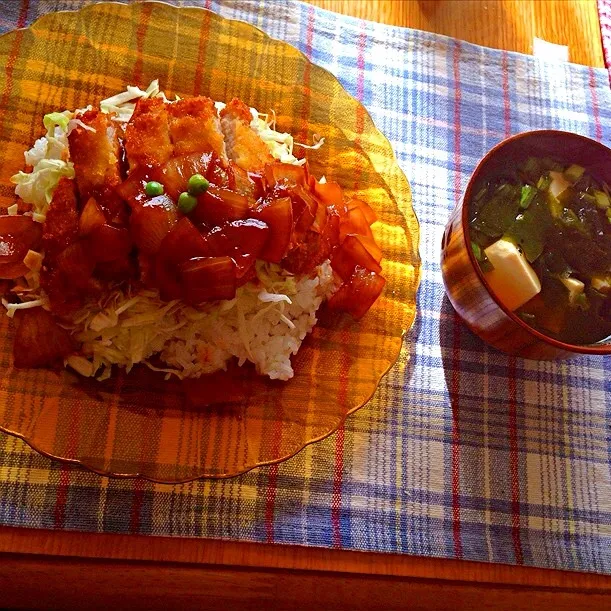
[220,98,274,172]
[167,96,227,161]
[67,109,127,222]
[124,97,173,169]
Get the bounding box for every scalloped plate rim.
[0,0,422,483]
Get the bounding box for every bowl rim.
[461,128,611,355]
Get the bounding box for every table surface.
[309,0,606,67]
[1,1,610,609]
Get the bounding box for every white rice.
[67,261,336,381]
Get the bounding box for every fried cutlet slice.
[124,97,173,169]
[42,177,79,257]
[167,96,227,161]
[220,98,273,172]
[68,109,122,201]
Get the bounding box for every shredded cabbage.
[249,108,324,165]
[43,112,70,135]
[100,79,170,122]
[258,291,292,304]
[64,262,330,381]
[11,159,74,220]
[2,298,45,318]
[67,118,96,135]
[11,112,74,222]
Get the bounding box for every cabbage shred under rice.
[67,261,335,381]
[7,81,336,381]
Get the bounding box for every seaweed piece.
[550,222,611,274]
[471,182,520,238]
[504,195,552,263]
[520,157,543,185]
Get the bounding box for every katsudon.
[3,81,385,382]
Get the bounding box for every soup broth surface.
[469,157,611,345]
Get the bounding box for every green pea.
[178,192,198,214]
[188,173,210,196]
[145,181,164,197]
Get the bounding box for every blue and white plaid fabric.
[0,0,610,574]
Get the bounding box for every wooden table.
[1,2,610,609]
[309,0,605,67]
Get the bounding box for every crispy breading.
[124,98,173,168]
[168,97,227,161]
[42,177,79,257]
[222,98,252,123]
[220,98,273,172]
[68,109,122,201]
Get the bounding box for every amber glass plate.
[0,1,420,482]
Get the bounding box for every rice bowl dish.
[2,81,385,383]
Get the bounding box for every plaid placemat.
[599,0,611,82]
[1,0,610,574]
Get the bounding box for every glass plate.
[0,1,421,482]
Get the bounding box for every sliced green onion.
[541,157,563,172]
[537,174,552,191]
[564,164,585,184]
[522,157,541,183]
[145,181,164,197]
[178,192,198,214]
[593,189,611,210]
[471,241,483,261]
[580,191,597,206]
[187,173,209,196]
[519,184,536,209]
[547,197,563,218]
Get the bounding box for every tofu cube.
[560,276,584,304]
[548,171,571,200]
[483,239,541,311]
[591,274,611,294]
